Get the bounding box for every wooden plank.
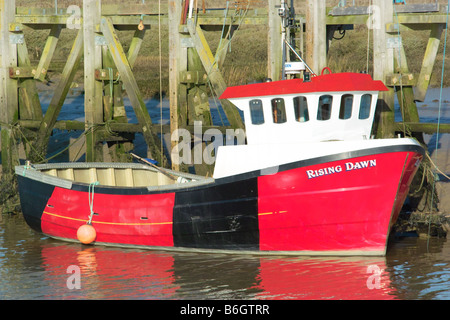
[415,24,443,102]
[34,25,61,82]
[20,119,234,135]
[385,73,416,86]
[394,3,439,14]
[100,16,164,164]
[84,0,104,162]
[329,6,369,16]
[31,28,84,161]
[395,122,450,134]
[9,67,35,78]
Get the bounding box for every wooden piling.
[0,0,18,181]
[373,0,395,139]
[84,0,104,162]
[268,0,282,81]
[306,0,327,73]
[169,0,182,171]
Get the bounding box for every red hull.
[17,145,423,256]
[258,151,420,254]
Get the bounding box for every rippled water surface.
[2,214,450,300]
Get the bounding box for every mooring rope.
[88,181,99,225]
[428,0,450,245]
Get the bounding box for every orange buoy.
[77,224,96,244]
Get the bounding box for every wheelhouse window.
[271,98,287,124]
[359,94,372,119]
[317,95,333,121]
[339,94,353,120]
[293,96,309,122]
[249,99,264,125]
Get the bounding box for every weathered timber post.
[0,0,18,180]
[83,0,104,162]
[169,0,183,171]
[268,0,282,81]
[373,0,395,138]
[0,0,21,212]
[392,33,423,143]
[305,0,327,74]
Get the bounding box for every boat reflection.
[40,243,396,299]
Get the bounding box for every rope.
[158,0,164,166]
[426,152,450,181]
[88,181,99,225]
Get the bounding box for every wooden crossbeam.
[34,25,61,82]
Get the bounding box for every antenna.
[280,1,316,79]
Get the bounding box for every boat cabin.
[213,72,389,178]
[220,72,388,145]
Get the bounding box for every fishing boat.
[15,68,424,256]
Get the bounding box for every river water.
[2,88,450,302]
[1,213,450,300]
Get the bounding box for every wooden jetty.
[0,0,449,215]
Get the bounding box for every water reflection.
[2,215,450,300]
[385,236,450,300]
[35,243,395,300]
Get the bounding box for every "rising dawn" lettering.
[306,159,376,179]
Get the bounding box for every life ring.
[321,67,332,75]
